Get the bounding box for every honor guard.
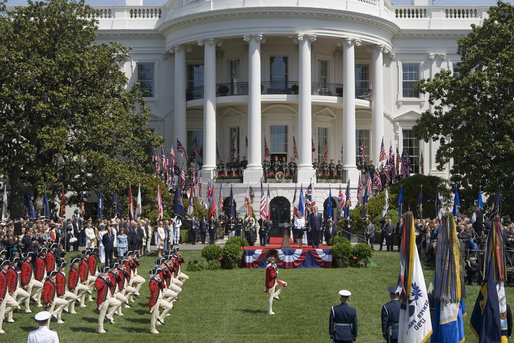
[55,261,78,318]
[33,249,47,306]
[67,258,89,313]
[329,289,358,343]
[0,259,19,333]
[7,257,29,322]
[42,271,67,324]
[381,286,400,343]
[265,253,287,315]
[21,252,43,312]
[95,266,121,333]
[45,244,58,273]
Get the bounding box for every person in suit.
[329,289,358,343]
[381,286,400,343]
[102,226,115,267]
[309,206,323,248]
[385,218,394,252]
[324,219,336,245]
[189,216,198,245]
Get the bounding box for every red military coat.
[20,261,33,286]
[265,263,277,291]
[0,271,7,301]
[56,272,66,297]
[45,252,55,273]
[42,279,56,305]
[148,277,163,310]
[95,276,110,306]
[88,255,97,276]
[68,267,79,291]
[6,267,18,294]
[35,257,45,281]
[79,259,89,283]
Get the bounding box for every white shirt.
[294,216,305,230]
[27,326,59,343]
[173,218,182,230]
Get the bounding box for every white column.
[174,45,187,163]
[296,34,317,184]
[243,34,263,183]
[372,45,384,165]
[199,39,217,179]
[342,38,360,182]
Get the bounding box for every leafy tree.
[413,1,514,216]
[0,0,163,217]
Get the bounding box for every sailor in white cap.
[329,289,358,343]
[27,311,59,343]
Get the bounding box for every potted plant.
[291,84,299,94]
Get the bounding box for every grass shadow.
[124,317,150,324]
[20,326,35,332]
[80,317,99,323]
[236,308,267,314]
[69,326,97,333]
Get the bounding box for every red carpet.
[264,236,330,249]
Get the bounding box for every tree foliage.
[0,0,163,217]
[413,1,514,216]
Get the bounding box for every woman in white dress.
[97,224,106,263]
[156,222,165,258]
[293,211,306,248]
[85,220,96,249]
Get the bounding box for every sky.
[5,0,513,7]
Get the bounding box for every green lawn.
[3,250,512,342]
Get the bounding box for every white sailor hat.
[338,289,351,297]
[34,311,52,322]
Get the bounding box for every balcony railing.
[186,82,371,100]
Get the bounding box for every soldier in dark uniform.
[189,216,198,245]
[263,158,271,179]
[329,289,358,343]
[217,161,225,176]
[381,286,400,343]
[199,216,208,244]
[225,161,233,176]
[258,219,266,246]
[329,159,336,176]
[336,160,343,177]
[320,160,329,175]
[235,215,243,237]
[271,156,280,175]
[280,157,287,173]
[288,158,297,177]
[239,157,248,175]
[208,218,217,245]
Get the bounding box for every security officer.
[329,289,357,343]
[381,286,400,343]
[199,216,208,244]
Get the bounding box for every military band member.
[189,216,198,245]
[0,259,19,333]
[381,286,400,343]
[148,268,173,334]
[336,160,343,177]
[21,252,43,312]
[95,267,121,334]
[55,261,78,317]
[68,258,89,313]
[42,271,67,324]
[288,158,297,177]
[6,257,29,321]
[33,249,47,306]
[329,290,358,343]
[86,249,98,301]
[208,218,217,245]
[45,244,58,273]
[265,252,287,315]
[107,264,128,317]
[127,251,145,300]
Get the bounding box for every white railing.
[86,6,162,19]
[395,6,486,20]
[129,7,162,18]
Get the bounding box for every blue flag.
[24,191,36,219]
[229,185,235,217]
[327,187,333,221]
[452,187,460,217]
[43,193,50,218]
[97,191,103,219]
[174,186,186,218]
[398,185,403,218]
[298,185,304,215]
[362,183,368,219]
[470,257,501,342]
[477,187,484,210]
[344,180,351,219]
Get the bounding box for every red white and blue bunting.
[244,248,332,269]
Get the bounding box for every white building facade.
[92,0,489,218]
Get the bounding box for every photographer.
[465,257,481,286]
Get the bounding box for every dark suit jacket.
[102,232,115,252]
[309,212,323,231]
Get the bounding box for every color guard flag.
[136,185,142,219]
[379,137,387,162]
[177,138,187,159]
[398,185,403,218]
[266,185,271,221]
[260,182,266,220]
[218,184,224,215]
[156,185,163,220]
[1,185,7,222]
[128,186,134,220]
[305,183,314,217]
[366,172,372,196]
[229,185,235,218]
[398,212,432,343]
[180,165,186,189]
[97,191,103,219]
[431,214,465,343]
[187,183,195,217]
[338,185,344,211]
[374,170,382,191]
[245,185,253,217]
[356,179,362,206]
[170,145,175,170]
[327,187,333,220]
[362,181,368,219]
[192,137,201,160]
[477,187,484,210]
[292,183,297,217]
[113,191,120,216]
[174,185,186,218]
[161,147,166,169]
[344,180,351,219]
[452,187,460,217]
[43,192,50,218]
[297,185,304,216]
[382,188,389,219]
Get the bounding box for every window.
[318,127,328,162]
[402,130,419,174]
[187,64,204,99]
[229,127,240,162]
[318,60,328,88]
[270,57,288,90]
[452,63,461,78]
[402,63,420,98]
[187,130,203,164]
[137,63,155,97]
[355,130,370,165]
[355,64,369,98]
[230,59,241,95]
[270,125,288,155]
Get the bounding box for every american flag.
[192,138,200,160]
[338,185,344,210]
[177,139,187,159]
[170,145,175,171]
[198,177,203,199]
[264,138,270,159]
[357,179,362,205]
[366,172,372,196]
[360,140,365,163]
[293,136,298,159]
[383,164,391,183]
[374,170,383,191]
[191,169,196,186]
[260,182,266,220]
[231,141,236,161]
[323,139,328,162]
[379,138,387,162]
[388,143,394,165]
[156,184,163,220]
[161,147,166,169]
[218,184,224,215]
[180,165,186,189]
[153,150,160,175]
[419,152,424,174]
